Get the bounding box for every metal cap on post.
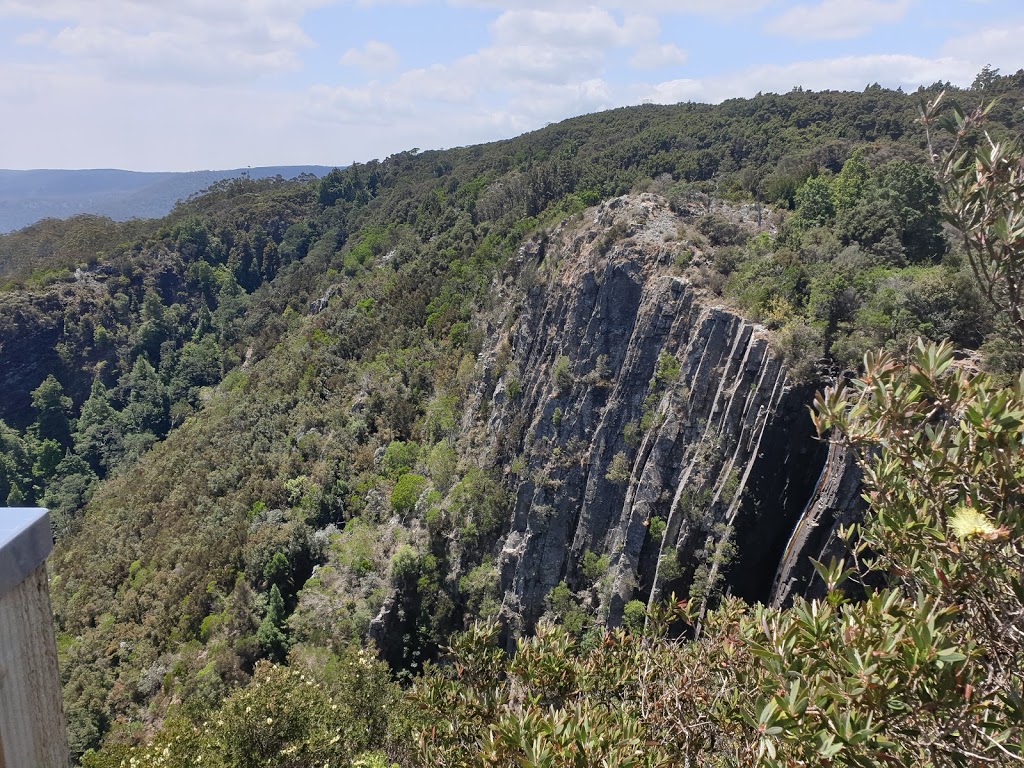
[0,508,69,768]
[0,508,54,596]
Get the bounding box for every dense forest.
[1,72,1023,766]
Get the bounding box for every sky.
[0,0,1019,172]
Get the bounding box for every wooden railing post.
[0,508,69,768]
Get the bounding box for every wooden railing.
[0,508,69,768]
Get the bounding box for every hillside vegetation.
[0,75,1021,766]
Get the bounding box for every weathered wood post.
[0,508,69,767]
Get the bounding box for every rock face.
[770,441,866,607]
[468,195,859,634]
[0,256,187,430]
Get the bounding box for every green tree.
[73,378,124,474]
[793,174,835,229]
[256,584,289,661]
[391,472,428,515]
[263,551,291,595]
[972,64,1001,91]
[877,160,945,263]
[834,195,904,261]
[382,440,420,479]
[622,600,647,632]
[173,216,210,261]
[135,290,169,363]
[831,151,869,213]
[553,354,574,392]
[0,420,33,505]
[82,651,405,768]
[605,451,631,484]
[6,484,25,506]
[119,357,168,436]
[42,452,97,533]
[30,374,72,447]
[167,334,222,405]
[581,550,609,583]
[426,442,458,493]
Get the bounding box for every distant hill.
[0,166,337,232]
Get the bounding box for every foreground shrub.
[82,645,407,768]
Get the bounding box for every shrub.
[390,473,428,515]
[390,544,420,582]
[553,355,574,392]
[552,406,563,429]
[382,440,419,479]
[581,550,609,583]
[622,600,647,632]
[604,452,631,485]
[83,652,404,768]
[776,318,824,384]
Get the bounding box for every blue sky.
[0,0,1018,171]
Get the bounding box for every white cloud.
[394,65,477,102]
[302,71,616,163]
[325,7,660,100]
[0,0,328,83]
[306,82,416,125]
[0,62,338,170]
[340,40,401,72]
[491,8,657,48]
[303,12,627,146]
[15,28,49,46]
[644,77,703,103]
[307,40,614,130]
[630,43,688,70]
[465,44,605,85]
[449,0,770,18]
[642,53,976,105]
[942,23,1024,75]
[766,0,913,40]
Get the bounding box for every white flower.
[949,505,998,539]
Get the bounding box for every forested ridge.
[0,166,334,234]
[0,74,1022,766]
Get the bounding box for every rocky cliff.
[0,283,110,429]
[465,194,861,634]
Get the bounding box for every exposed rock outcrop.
[0,290,80,428]
[467,194,860,634]
[770,441,865,607]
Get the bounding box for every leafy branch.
[923,92,1024,339]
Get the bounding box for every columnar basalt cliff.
[465,194,861,634]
